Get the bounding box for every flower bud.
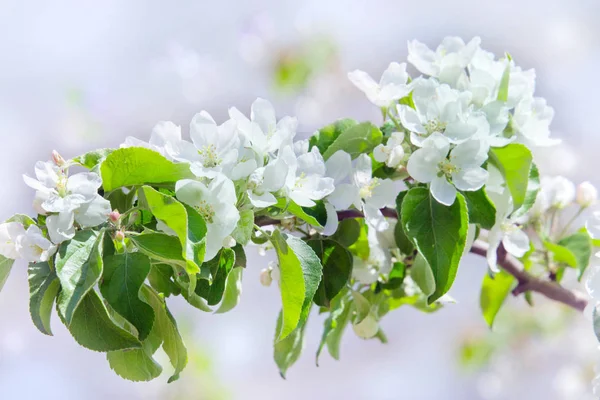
[52,150,66,167]
[222,235,236,248]
[352,314,379,339]
[577,181,597,207]
[386,145,405,168]
[373,144,388,163]
[259,268,273,287]
[115,230,125,241]
[269,261,280,283]
[109,210,121,223]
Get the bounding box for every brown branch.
[255,207,589,313]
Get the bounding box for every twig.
[255,207,589,313]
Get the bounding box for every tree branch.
[255,207,589,313]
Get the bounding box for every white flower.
[407,37,481,86]
[486,190,530,272]
[407,133,489,206]
[352,222,394,284]
[175,175,240,261]
[577,181,597,208]
[373,132,405,168]
[182,111,245,179]
[280,145,334,207]
[512,97,559,147]
[586,212,600,239]
[16,225,57,263]
[347,62,412,108]
[229,98,297,161]
[123,121,196,162]
[259,267,273,287]
[46,212,76,244]
[0,222,26,259]
[541,176,575,209]
[397,79,481,146]
[350,155,396,230]
[247,156,288,208]
[321,150,354,236]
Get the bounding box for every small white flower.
[175,174,240,261]
[123,121,197,162]
[16,225,57,263]
[259,267,273,287]
[486,190,530,272]
[373,132,406,168]
[0,222,26,259]
[512,97,559,147]
[247,156,288,208]
[577,181,597,208]
[407,133,489,206]
[347,62,412,108]
[187,111,242,178]
[407,37,481,86]
[229,98,297,161]
[541,176,575,209]
[397,79,481,146]
[280,145,334,207]
[352,222,394,284]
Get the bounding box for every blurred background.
[1,0,599,399]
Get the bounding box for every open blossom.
[229,98,297,161]
[0,222,26,259]
[373,132,405,168]
[347,62,411,108]
[16,225,57,263]
[486,190,529,272]
[175,174,240,261]
[280,144,334,207]
[397,79,482,147]
[577,181,598,207]
[541,176,575,209]
[512,97,559,147]
[123,121,196,162]
[246,155,288,208]
[407,133,489,206]
[407,37,481,86]
[352,221,395,284]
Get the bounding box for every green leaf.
[7,214,36,228]
[558,232,592,279]
[462,188,496,230]
[348,220,370,260]
[401,187,468,303]
[139,186,207,275]
[195,248,235,306]
[73,148,114,170]
[379,262,406,290]
[410,254,435,297]
[350,290,371,324]
[273,309,310,378]
[55,230,105,325]
[100,147,192,192]
[232,244,247,269]
[308,239,352,308]
[322,122,383,160]
[309,118,357,155]
[107,347,162,382]
[215,266,243,314]
[0,255,15,294]
[130,232,187,268]
[232,209,254,245]
[60,289,141,352]
[316,289,352,363]
[28,261,60,335]
[273,198,324,228]
[100,253,155,341]
[330,218,361,247]
[543,241,577,267]
[148,263,181,297]
[489,144,533,210]
[394,191,414,255]
[480,270,515,328]
[271,230,323,341]
[511,163,540,219]
[497,64,510,102]
[107,188,137,213]
[141,285,188,383]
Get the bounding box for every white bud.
[386,145,405,168]
[269,261,280,283]
[222,235,236,248]
[258,246,267,256]
[259,268,273,287]
[352,314,379,339]
[52,150,66,167]
[373,144,388,163]
[577,181,597,207]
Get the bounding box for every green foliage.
[55,230,105,325]
[215,266,244,314]
[273,198,326,228]
[100,147,192,191]
[316,289,352,363]
[274,310,309,378]
[0,255,15,294]
[462,188,496,230]
[511,163,540,219]
[497,65,510,102]
[401,187,468,303]
[272,230,323,341]
[195,248,235,306]
[330,218,361,247]
[410,254,435,297]
[73,149,114,171]
[489,144,534,210]
[394,191,414,255]
[130,233,187,268]
[139,186,206,276]
[557,232,592,280]
[308,239,352,308]
[232,209,254,245]
[100,253,155,340]
[544,241,578,267]
[322,122,383,160]
[480,270,515,328]
[28,261,60,335]
[309,118,357,155]
[148,263,181,297]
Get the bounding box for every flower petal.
[430,176,457,206]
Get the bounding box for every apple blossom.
[15,225,57,263]
[0,222,26,259]
[373,131,406,168]
[577,181,597,208]
[347,62,412,108]
[246,156,288,208]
